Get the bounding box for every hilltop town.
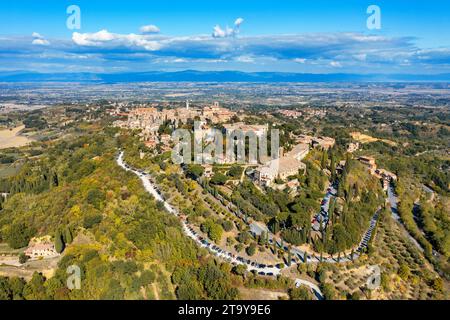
[0,82,448,301]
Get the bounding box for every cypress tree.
[64,227,73,244]
[55,230,65,253]
[330,154,336,181]
[321,151,328,169]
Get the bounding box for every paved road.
[387,185,424,252]
[117,151,393,299]
[294,279,323,300]
[117,152,327,298]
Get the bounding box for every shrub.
[19,253,29,264]
[246,243,257,256]
[222,220,234,232]
[83,214,103,229]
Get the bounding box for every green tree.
[397,264,411,280]
[201,219,223,242]
[176,282,204,300]
[23,272,47,300]
[321,151,328,169]
[83,214,103,229]
[4,223,35,249]
[0,276,12,300]
[63,227,73,244]
[246,243,257,256]
[8,277,26,300]
[139,270,156,286]
[321,283,336,300]
[19,252,29,264]
[232,264,247,276]
[186,164,204,179]
[210,173,228,185]
[54,230,65,254]
[228,165,243,178]
[330,153,336,181]
[287,248,292,266]
[222,220,234,232]
[289,286,312,300]
[432,278,443,292]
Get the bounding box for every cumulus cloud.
[2,28,450,73]
[212,25,226,38]
[32,39,50,46]
[234,18,244,27]
[32,32,44,39]
[140,24,160,34]
[72,29,161,51]
[212,17,244,38]
[67,30,445,69]
[31,32,50,46]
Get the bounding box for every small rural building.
[24,242,58,259]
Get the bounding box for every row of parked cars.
[183,224,281,276]
[120,153,329,275]
[312,184,338,231]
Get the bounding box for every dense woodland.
[0,128,242,300]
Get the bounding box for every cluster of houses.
[114,101,236,152]
[114,101,339,193]
[194,123,335,191]
[277,109,303,119]
[295,134,336,150]
[115,101,235,135]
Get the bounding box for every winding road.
[117,151,382,299]
[387,185,425,253]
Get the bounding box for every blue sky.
[1,0,450,74]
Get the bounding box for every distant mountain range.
[1,70,450,83]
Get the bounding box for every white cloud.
[212,25,235,38]
[32,39,50,46]
[236,55,255,63]
[294,58,307,64]
[54,29,450,71]
[234,18,244,27]
[140,25,160,34]
[72,29,115,45]
[32,32,44,39]
[72,29,161,51]
[330,61,342,67]
[31,32,50,45]
[213,17,244,38]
